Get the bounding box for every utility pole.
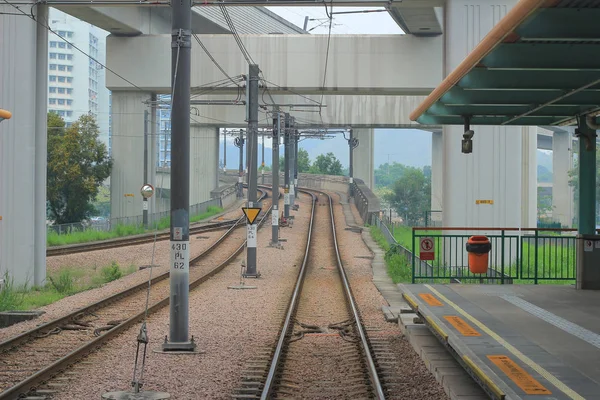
[289,126,296,209]
[236,129,244,198]
[261,132,265,184]
[163,0,195,352]
[348,129,359,197]
[143,109,149,228]
[283,113,291,220]
[223,128,227,172]
[244,64,260,278]
[270,109,281,247]
[293,129,299,209]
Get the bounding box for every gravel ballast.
[51,194,311,399]
[330,191,448,400]
[0,206,246,342]
[3,190,450,399]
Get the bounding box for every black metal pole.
[283,113,290,219]
[271,110,280,246]
[294,130,298,199]
[244,64,260,278]
[261,132,265,184]
[349,129,354,197]
[164,0,194,352]
[238,129,244,198]
[223,128,226,172]
[143,109,149,228]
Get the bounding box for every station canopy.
[410,0,600,127]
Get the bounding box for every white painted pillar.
[352,128,375,189]
[0,7,39,285]
[431,130,443,224]
[552,130,574,227]
[110,91,150,221]
[521,127,538,228]
[189,125,219,206]
[34,5,49,286]
[442,0,536,229]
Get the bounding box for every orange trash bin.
[465,236,491,274]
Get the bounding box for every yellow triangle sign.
[242,207,261,225]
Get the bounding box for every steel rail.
[260,188,385,400]
[0,190,275,400]
[260,188,317,400]
[324,190,385,400]
[1,189,267,355]
[46,219,237,257]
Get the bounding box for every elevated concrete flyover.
[37,0,443,36]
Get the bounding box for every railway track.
[234,189,385,399]
[0,190,273,400]
[46,219,239,257]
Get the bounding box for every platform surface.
[398,284,600,400]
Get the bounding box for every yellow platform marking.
[424,284,584,400]
[488,355,552,395]
[402,293,418,311]
[444,316,481,337]
[463,355,505,400]
[419,293,443,306]
[425,316,448,342]
[242,207,261,225]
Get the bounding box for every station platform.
[398,284,600,400]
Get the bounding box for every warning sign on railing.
[419,237,435,261]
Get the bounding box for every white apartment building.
[47,8,110,151]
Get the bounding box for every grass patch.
[47,205,224,246]
[369,225,412,284]
[0,262,140,311]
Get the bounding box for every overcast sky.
[266,7,404,35]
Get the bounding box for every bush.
[0,273,24,311]
[48,269,76,294]
[101,262,122,283]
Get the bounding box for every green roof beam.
[429,103,598,117]
[516,8,600,41]
[415,114,566,126]
[482,44,600,71]
[459,69,600,91]
[440,87,600,106]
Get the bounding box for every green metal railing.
[411,227,578,284]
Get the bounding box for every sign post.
[419,237,435,261]
[242,206,261,278]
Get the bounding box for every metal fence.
[47,197,222,235]
[411,227,578,284]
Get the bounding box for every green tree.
[297,148,311,173]
[375,162,409,187]
[309,152,343,176]
[47,112,112,224]
[384,167,431,226]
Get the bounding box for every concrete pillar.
[189,125,219,207]
[431,130,443,224]
[34,5,49,287]
[441,0,536,229]
[0,7,46,286]
[552,130,574,227]
[352,128,375,189]
[521,127,538,229]
[110,92,150,221]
